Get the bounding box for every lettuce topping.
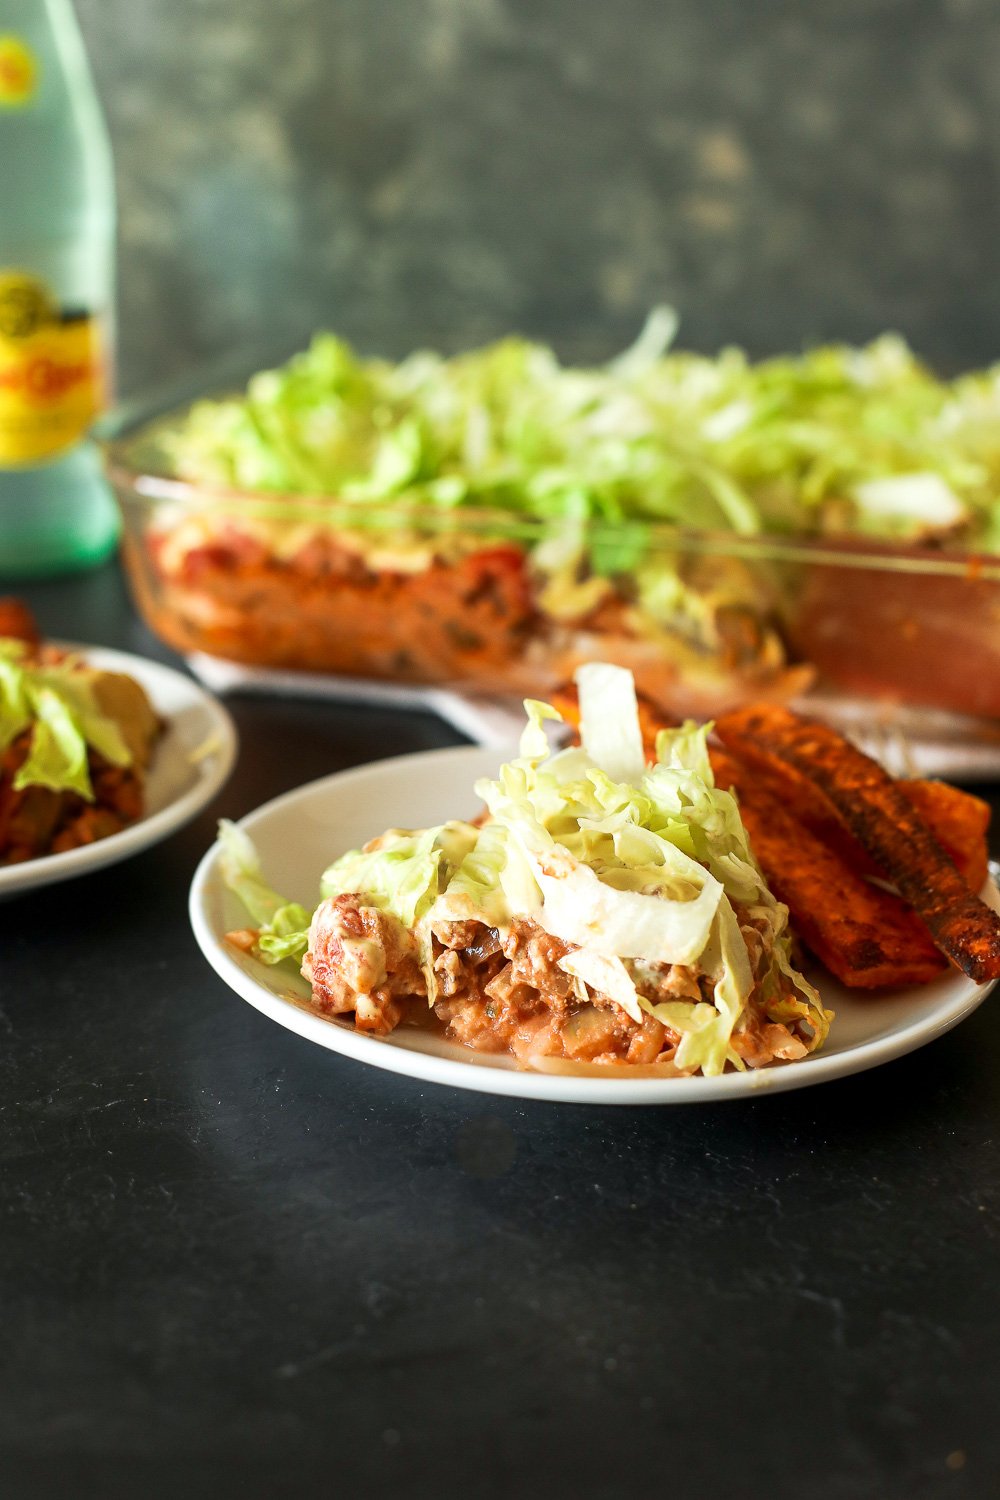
[0,639,134,801]
[168,313,1000,553]
[220,662,828,1076]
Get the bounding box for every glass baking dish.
[103,391,1000,755]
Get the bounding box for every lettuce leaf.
[526,840,723,967]
[0,649,31,755]
[431,818,532,929]
[13,688,92,799]
[0,640,138,800]
[320,821,479,928]
[575,662,645,785]
[217,820,312,964]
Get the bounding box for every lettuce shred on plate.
[219,663,832,1077]
[169,309,1000,550]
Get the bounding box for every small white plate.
[189,745,998,1104]
[1,644,238,899]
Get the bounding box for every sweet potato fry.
[711,748,947,987]
[899,780,990,893]
[714,706,1000,983]
[721,759,990,893]
[725,756,990,892]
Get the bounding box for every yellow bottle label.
[0,272,106,467]
[0,36,37,108]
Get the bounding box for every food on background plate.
[0,601,161,864]
[554,684,995,988]
[109,314,1000,719]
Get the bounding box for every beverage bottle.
[0,0,119,578]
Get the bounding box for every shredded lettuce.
[219,663,828,1076]
[319,822,479,928]
[576,662,646,785]
[0,645,31,754]
[0,638,136,801]
[217,820,312,964]
[13,688,93,799]
[167,315,1000,558]
[431,819,527,930]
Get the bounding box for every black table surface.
[3,561,1000,1500]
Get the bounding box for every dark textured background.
[74,0,1000,394]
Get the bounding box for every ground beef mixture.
[296,893,813,1072]
[0,734,147,864]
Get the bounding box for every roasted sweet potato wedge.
[899,780,991,893]
[711,747,947,987]
[723,757,990,895]
[714,706,1000,983]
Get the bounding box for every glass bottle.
[0,0,119,578]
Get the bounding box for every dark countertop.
[3,561,1000,1500]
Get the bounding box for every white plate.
[189,745,999,1104]
[1,644,238,899]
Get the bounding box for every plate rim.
[0,642,238,897]
[189,744,997,1105]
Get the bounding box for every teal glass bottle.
[0,0,119,578]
